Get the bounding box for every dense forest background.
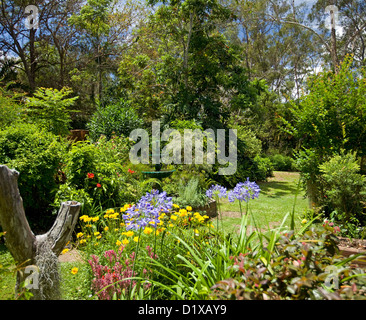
[2,0,365,137]
[1,0,366,234]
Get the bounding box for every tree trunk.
[0,165,81,299]
[306,178,319,210]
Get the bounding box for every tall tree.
[119,0,261,129]
[0,0,84,93]
[229,0,322,99]
[308,0,366,69]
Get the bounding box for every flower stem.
[130,226,142,298]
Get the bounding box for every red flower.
[87,173,95,179]
[96,183,102,188]
[128,169,135,174]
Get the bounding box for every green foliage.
[0,90,26,129]
[269,154,296,171]
[284,56,366,159]
[212,119,273,187]
[319,150,366,230]
[253,155,274,181]
[119,0,261,128]
[211,224,366,300]
[63,141,99,189]
[54,136,145,213]
[173,177,209,208]
[0,122,67,230]
[26,87,78,136]
[68,0,112,37]
[87,99,143,141]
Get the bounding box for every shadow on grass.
[258,180,301,198]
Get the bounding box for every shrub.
[269,154,295,171]
[0,90,26,129]
[87,99,143,141]
[54,135,143,213]
[0,123,67,230]
[253,155,274,181]
[26,87,78,136]
[173,177,209,208]
[319,150,366,235]
[211,224,366,300]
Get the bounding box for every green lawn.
[0,171,309,300]
[214,171,309,234]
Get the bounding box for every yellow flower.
[116,240,122,246]
[133,236,139,243]
[125,231,134,237]
[122,238,129,245]
[173,204,180,209]
[194,229,199,235]
[301,219,307,224]
[143,227,153,235]
[104,226,109,231]
[61,248,69,255]
[96,235,101,239]
[186,206,192,211]
[168,223,174,228]
[92,216,99,222]
[94,232,100,236]
[79,215,88,222]
[80,239,86,244]
[170,215,177,221]
[71,267,78,275]
[76,232,83,238]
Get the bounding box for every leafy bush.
[54,135,146,213]
[87,99,143,141]
[0,90,26,129]
[319,150,366,236]
[0,123,67,230]
[211,224,366,300]
[26,87,78,136]
[173,177,209,208]
[253,155,274,181]
[269,154,296,171]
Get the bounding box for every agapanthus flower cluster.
[228,178,260,203]
[123,189,172,231]
[206,184,227,199]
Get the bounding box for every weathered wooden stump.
[0,165,81,299]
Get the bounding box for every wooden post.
[0,165,81,299]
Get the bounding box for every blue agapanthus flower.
[206,184,227,199]
[228,178,260,203]
[123,189,172,231]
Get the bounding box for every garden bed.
[192,199,217,218]
[338,237,366,267]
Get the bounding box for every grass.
[0,171,308,300]
[0,243,16,300]
[215,171,308,235]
